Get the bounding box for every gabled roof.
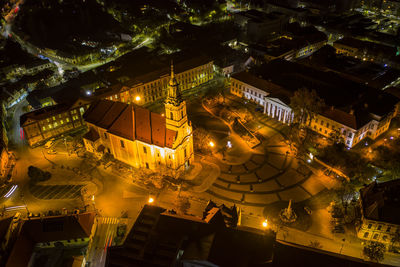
[321,107,357,129]
[5,213,95,267]
[85,100,176,148]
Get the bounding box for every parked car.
[47,149,57,155]
[44,138,55,148]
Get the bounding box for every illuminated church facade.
[83,64,194,172]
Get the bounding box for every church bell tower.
[165,61,193,170]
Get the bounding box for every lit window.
[54,122,58,127]
[48,124,52,129]
[66,118,70,122]
[43,126,46,131]
[60,120,64,125]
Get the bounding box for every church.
[82,64,194,172]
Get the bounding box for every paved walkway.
[199,98,328,207]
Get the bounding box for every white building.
[230,71,293,124]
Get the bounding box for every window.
[54,122,58,127]
[145,163,149,169]
[368,224,372,229]
[60,120,64,125]
[42,126,46,131]
[377,225,382,231]
[321,121,324,126]
[326,123,330,128]
[348,132,353,138]
[386,227,391,233]
[66,118,70,123]
[373,234,379,239]
[120,140,125,148]
[184,148,187,158]
[383,235,388,241]
[143,147,147,154]
[104,133,107,139]
[364,232,369,238]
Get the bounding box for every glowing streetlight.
[209,141,215,148]
[148,197,154,204]
[135,96,141,102]
[262,219,268,228]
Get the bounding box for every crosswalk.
[98,217,119,225]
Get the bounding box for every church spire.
[166,60,182,106]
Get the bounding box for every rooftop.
[360,179,400,225]
[84,100,176,148]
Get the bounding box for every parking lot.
[29,185,83,200]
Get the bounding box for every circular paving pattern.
[205,116,327,207]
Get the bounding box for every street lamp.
[262,219,268,228]
[148,197,154,204]
[135,96,141,102]
[209,141,215,148]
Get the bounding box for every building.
[234,10,289,42]
[99,55,214,106]
[106,204,385,267]
[310,104,393,147]
[83,64,194,172]
[0,212,96,267]
[357,180,400,248]
[230,71,294,124]
[106,205,275,267]
[231,60,398,147]
[20,98,91,147]
[333,37,397,67]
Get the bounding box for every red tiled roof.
[97,101,127,129]
[108,105,135,140]
[321,107,357,129]
[135,106,152,144]
[85,100,176,148]
[84,100,114,124]
[151,113,167,147]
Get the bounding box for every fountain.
[279,199,297,223]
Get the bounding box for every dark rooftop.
[360,179,400,225]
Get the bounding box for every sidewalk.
[188,157,220,193]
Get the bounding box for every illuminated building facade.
[83,64,194,172]
[103,57,214,105]
[21,99,91,147]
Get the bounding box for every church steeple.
[166,61,182,106]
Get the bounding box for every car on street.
[44,138,55,148]
[47,149,57,155]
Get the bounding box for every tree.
[28,166,51,184]
[175,196,191,214]
[335,182,356,214]
[290,88,325,126]
[363,241,385,262]
[390,229,400,250]
[193,127,213,154]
